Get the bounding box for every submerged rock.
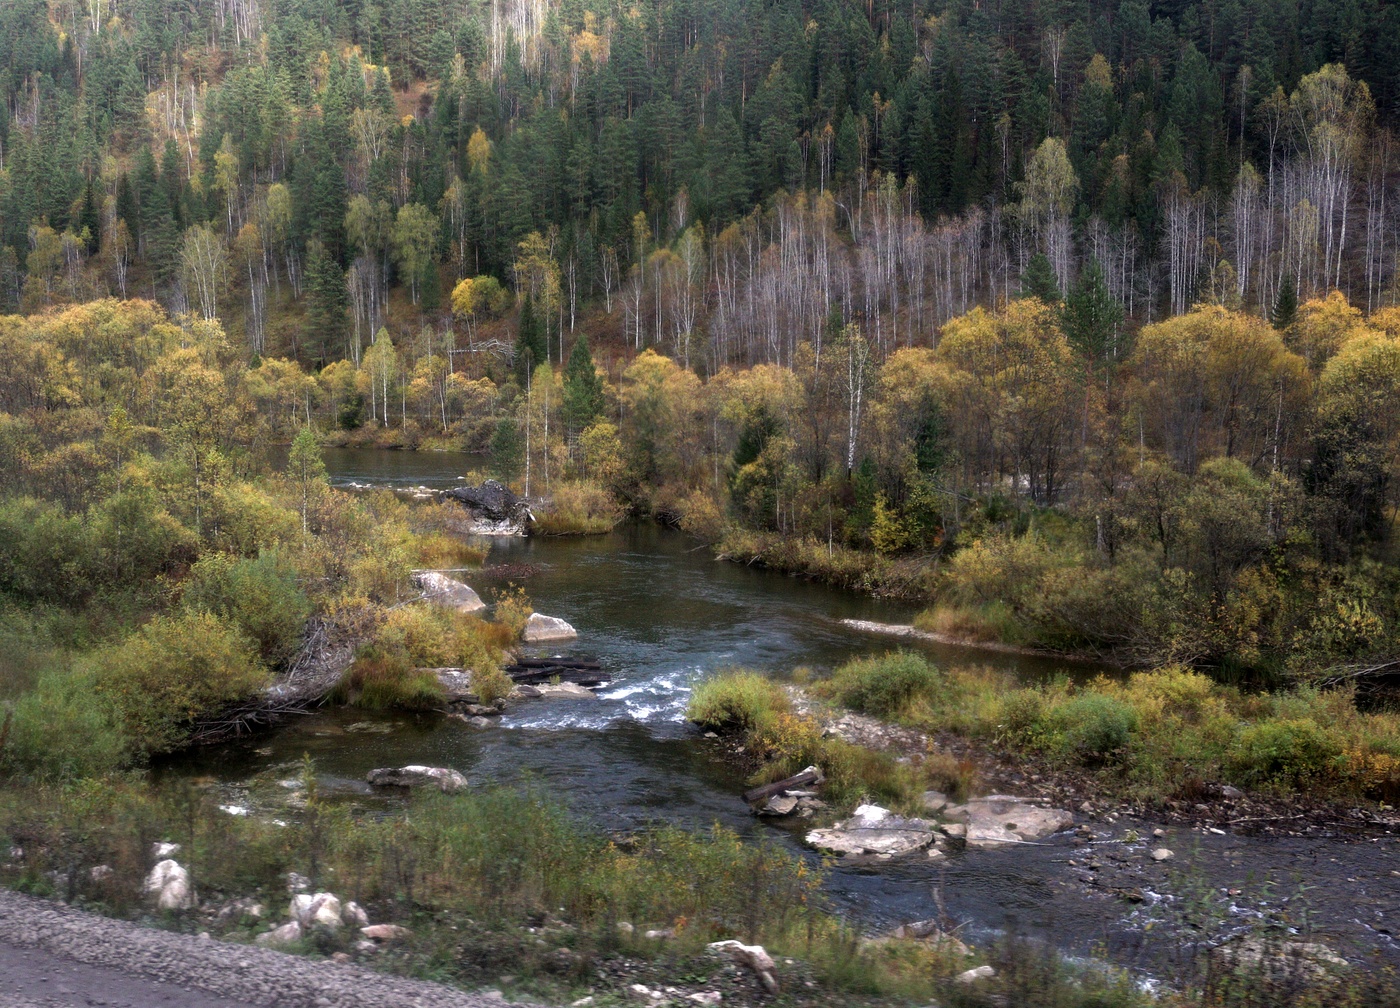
[522,613,578,642]
[366,765,468,792]
[805,804,938,859]
[412,572,486,613]
[531,682,596,699]
[443,479,533,535]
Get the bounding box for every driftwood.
[505,661,610,687]
[742,766,824,805]
[187,614,363,745]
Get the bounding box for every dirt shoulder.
[0,889,525,1008]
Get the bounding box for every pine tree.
[513,294,546,388]
[490,416,524,482]
[562,332,605,438]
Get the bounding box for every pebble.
[1150,848,1174,862]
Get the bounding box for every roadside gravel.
[0,889,526,1008]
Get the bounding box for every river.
[171,449,1400,974]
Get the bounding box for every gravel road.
[0,890,525,1008]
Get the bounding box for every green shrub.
[1228,718,1342,788]
[1049,694,1139,763]
[687,670,787,733]
[1,664,129,778]
[824,651,941,717]
[336,647,447,710]
[91,611,268,755]
[533,480,624,535]
[182,550,311,665]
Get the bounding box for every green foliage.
[1228,718,1342,789]
[91,612,268,756]
[1020,254,1061,304]
[181,551,311,665]
[562,333,605,435]
[822,651,942,718]
[687,670,787,733]
[1048,694,1139,764]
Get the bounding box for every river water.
[173,449,1400,973]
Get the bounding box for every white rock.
[254,921,303,947]
[218,805,250,816]
[89,865,113,881]
[143,860,193,910]
[643,928,675,940]
[343,901,370,927]
[366,765,468,792]
[532,682,596,700]
[921,790,949,813]
[956,965,996,984]
[1150,848,1174,862]
[413,572,487,613]
[852,804,891,822]
[521,613,578,642]
[626,984,664,1004]
[354,939,380,955]
[943,798,1074,848]
[285,872,311,893]
[361,924,412,943]
[686,994,722,1006]
[152,842,181,859]
[708,940,779,994]
[290,892,342,930]
[570,998,596,1007]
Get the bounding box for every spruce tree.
[513,294,546,388]
[562,332,605,438]
[305,239,349,365]
[1020,253,1061,304]
[1272,274,1298,330]
[1062,258,1124,363]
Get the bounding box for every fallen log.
[505,664,611,687]
[742,765,824,805]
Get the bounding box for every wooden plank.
[742,766,824,805]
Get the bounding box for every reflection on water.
[164,450,1400,971]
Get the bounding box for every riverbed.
[171,449,1400,974]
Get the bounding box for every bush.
[92,612,268,755]
[824,651,941,717]
[182,550,311,665]
[687,670,788,733]
[492,584,533,638]
[533,480,624,535]
[1049,694,1139,764]
[336,648,446,710]
[1,664,129,778]
[1228,718,1343,789]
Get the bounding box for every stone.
[532,682,596,700]
[921,790,949,813]
[254,921,303,947]
[331,952,352,964]
[514,684,543,698]
[1212,937,1348,980]
[366,765,468,792]
[143,860,193,911]
[805,804,938,859]
[354,939,380,955]
[343,901,370,927]
[943,797,1074,848]
[460,703,503,717]
[217,898,265,922]
[88,865,113,882]
[940,823,967,839]
[443,480,533,535]
[757,795,799,816]
[361,924,412,943]
[522,613,578,643]
[626,984,664,1005]
[956,965,996,984]
[431,668,476,700]
[285,872,311,893]
[708,940,780,995]
[151,842,181,859]
[1150,848,1175,862]
[290,892,343,930]
[413,572,487,613]
[685,994,722,1006]
[1220,785,1245,801]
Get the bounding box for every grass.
[913,601,1026,644]
[813,652,1400,804]
[688,668,975,813]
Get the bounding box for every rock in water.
[941,797,1074,848]
[805,805,938,859]
[531,682,595,699]
[366,765,468,792]
[412,572,486,613]
[143,859,193,910]
[522,613,578,642]
[443,480,533,535]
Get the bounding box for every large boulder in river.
[412,572,486,613]
[443,479,533,535]
[942,796,1074,848]
[522,613,578,642]
[805,804,938,859]
[366,765,468,792]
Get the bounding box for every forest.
[2,0,1400,683]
